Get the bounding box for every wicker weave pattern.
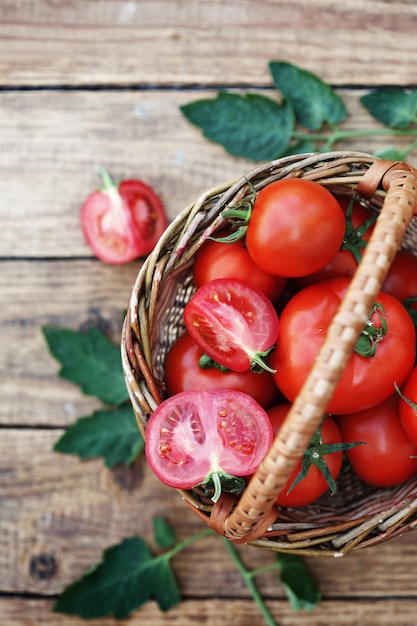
[121,152,417,556]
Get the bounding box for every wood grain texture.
[1,598,417,626]
[2,0,417,87]
[1,89,416,259]
[1,427,417,600]
[3,1,417,623]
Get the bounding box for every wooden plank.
[2,89,417,259]
[1,1,417,87]
[1,428,417,599]
[0,260,138,426]
[1,597,417,626]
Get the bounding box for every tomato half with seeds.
[184,278,280,372]
[164,331,279,409]
[145,389,273,501]
[81,168,167,264]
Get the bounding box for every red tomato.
[193,238,287,302]
[245,178,346,277]
[267,405,345,506]
[294,195,376,288]
[398,365,417,447]
[81,168,167,264]
[337,395,417,487]
[145,389,273,500]
[268,404,349,507]
[183,278,280,372]
[382,250,417,303]
[164,331,279,408]
[271,278,416,414]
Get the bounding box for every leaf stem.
[221,537,279,626]
[165,527,215,561]
[292,126,417,151]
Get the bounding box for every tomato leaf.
[53,405,144,468]
[42,325,129,406]
[180,92,294,161]
[268,60,347,130]
[360,88,417,129]
[53,537,181,619]
[153,517,177,549]
[277,553,321,611]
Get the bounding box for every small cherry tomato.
[337,394,417,487]
[183,278,280,372]
[245,178,346,277]
[145,389,273,501]
[164,331,279,408]
[81,167,167,264]
[193,238,287,302]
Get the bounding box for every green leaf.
[42,325,129,405]
[373,147,406,160]
[180,91,294,161]
[277,553,321,612]
[54,405,144,468]
[53,537,181,619]
[153,517,176,549]
[360,88,417,129]
[269,60,346,130]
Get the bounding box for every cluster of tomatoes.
[145,177,417,508]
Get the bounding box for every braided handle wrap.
[216,164,417,543]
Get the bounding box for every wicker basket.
[121,151,417,557]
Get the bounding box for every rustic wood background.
[2,1,417,624]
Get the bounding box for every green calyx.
[213,180,257,243]
[198,471,247,503]
[286,418,363,496]
[355,303,388,357]
[340,196,377,264]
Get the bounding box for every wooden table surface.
[3,1,417,624]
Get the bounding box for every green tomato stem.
[96,166,117,192]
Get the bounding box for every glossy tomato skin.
[193,238,287,302]
[382,250,417,302]
[294,196,376,288]
[398,365,417,447]
[271,278,416,414]
[81,170,167,264]
[267,404,343,507]
[337,395,417,487]
[245,178,346,278]
[164,331,279,409]
[183,278,280,372]
[145,389,273,489]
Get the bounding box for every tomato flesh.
[145,390,273,494]
[184,278,279,372]
[81,171,167,265]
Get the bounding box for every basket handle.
[210,161,417,543]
